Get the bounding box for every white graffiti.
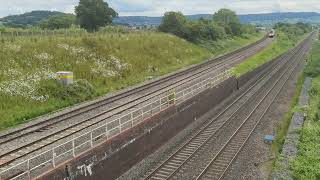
[77,163,94,176]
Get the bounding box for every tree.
[213,9,242,36]
[75,0,118,32]
[213,9,240,26]
[39,15,75,30]
[158,12,189,39]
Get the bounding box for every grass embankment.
[232,31,307,77]
[0,32,261,130]
[290,40,320,180]
[197,33,263,55]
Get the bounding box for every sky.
[0,0,320,18]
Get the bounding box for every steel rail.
[196,35,312,180]
[143,35,311,180]
[0,37,269,143]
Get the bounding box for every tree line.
[1,0,312,38]
[274,22,312,37]
[158,9,257,42]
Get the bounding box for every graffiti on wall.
[77,163,94,177]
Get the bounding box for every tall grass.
[290,40,320,180]
[0,31,261,130]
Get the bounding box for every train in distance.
[268,29,276,38]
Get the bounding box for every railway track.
[0,36,270,144]
[142,34,313,180]
[0,37,272,178]
[196,37,312,180]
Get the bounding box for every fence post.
[52,150,56,168]
[130,113,133,127]
[105,121,108,138]
[90,132,93,147]
[27,159,31,180]
[72,140,75,157]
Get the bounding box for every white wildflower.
[4,44,21,52]
[35,53,54,61]
[147,65,158,72]
[70,46,86,55]
[57,43,70,50]
[0,69,55,102]
[109,55,130,70]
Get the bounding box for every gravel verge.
[274,77,312,180]
[221,61,306,180]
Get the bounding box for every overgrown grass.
[197,33,263,55]
[290,40,320,180]
[0,31,262,130]
[272,75,305,156]
[232,31,307,77]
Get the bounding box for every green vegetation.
[232,23,312,76]
[158,9,256,43]
[0,30,261,130]
[290,40,320,180]
[272,75,305,154]
[39,14,76,30]
[0,11,67,28]
[75,0,118,32]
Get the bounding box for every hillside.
[240,12,320,25]
[0,11,67,27]
[114,12,320,26]
[1,11,320,28]
[0,32,262,129]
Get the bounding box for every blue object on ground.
[264,135,275,143]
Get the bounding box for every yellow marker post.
[56,71,74,85]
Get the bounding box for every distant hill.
[0,11,67,27]
[1,11,320,28]
[239,12,320,25]
[114,12,320,26]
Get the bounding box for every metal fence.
[0,70,230,180]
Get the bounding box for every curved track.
[142,34,313,180]
[197,36,312,180]
[0,37,270,144]
[0,37,273,178]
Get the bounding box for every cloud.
[0,0,320,17]
[0,0,78,17]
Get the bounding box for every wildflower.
[4,44,21,52]
[35,53,54,61]
[0,69,55,102]
[57,43,70,50]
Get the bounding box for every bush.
[185,21,226,42]
[158,11,189,39]
[158,9,249,43]
[38,79,96,102]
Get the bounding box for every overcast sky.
[1,0,320,17]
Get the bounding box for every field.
[0,31,262,130]
[290,40,320,180]
[232,31,308,77]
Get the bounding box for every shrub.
[38,79,96,102]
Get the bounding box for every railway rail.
[196,36,312,180]
[0,36,269,144]
[0,36,272,179]
[142,33,313,180]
